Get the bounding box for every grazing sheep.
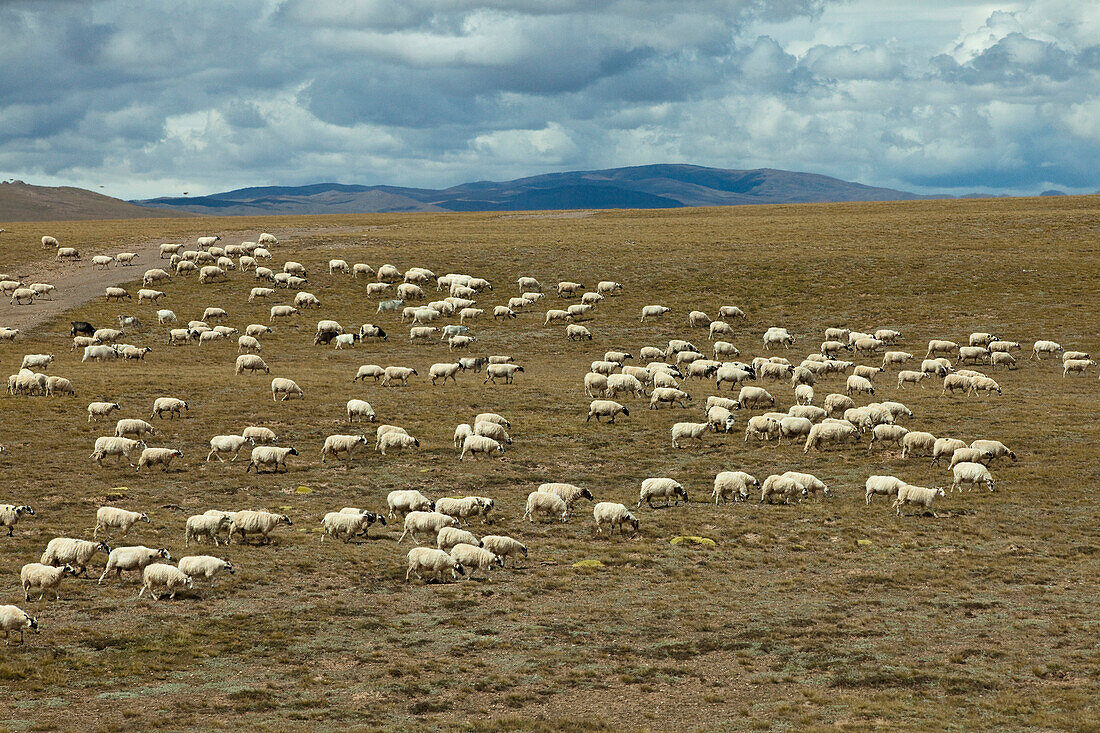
[387,490,434,519]
[151,396,188,419]
[898,431,935,460]
[399,511,459,544]
[926,339,959,358]
[448,543,503,580]
[949,447,994,468]
[185,513,232,546]
[271,378,304,401]
[649,387,692,410]
[237,335,262,354]
[970,439,1017,463]
[480,535,527,567]
[864,475,907,504]
[381,366,417,387]
[868,424,909,452]
[744,416,780,443]
[459,435,504,460]
[0,504,35,536]
[640,305,671,322]
[136,447,183,472]
[453,424,474,450]
[941,373,973,395]
[523,492,569,523]
[228,510,292,544]
[803,420,860,453]
[788,404,826,422]
[269,305,299,322]
[20,563,76,601]
[538,483,595,508]
[177,555,235,588]
[760,475,805,504]
[779,416,814,444]
[91,437,146,467]
[707,405,737,433]
[242,426,278,445]
[138,563,193,600]
[566,324,592,341]
[246,446,299,473]
[1032,340,1064,359]
[406,547,466,583]
[87,402,121,422]
[845,374,875,396]
[98,545,171,583]
[437,526,481,553]
[321,512,379,542]
[1063,358,1096,377]
[670,421,709,447]
[893,484,947,517]
[235,354,270,375]
[763,327,794,350]
[0,606,39,645]
[434,498,488,526]
[377,432,420,456]
[637,478,688,508]
[951,462,995,493]
[713,471,758,504]
[321,434,369,464]
[782,471,831,500]
[346,399,376,423]
[45,376,76,396]
[733,386,774,410]
[593,502,639,535]
[41,538,111,577]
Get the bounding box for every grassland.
[0,197,1098,732]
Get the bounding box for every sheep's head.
[157,549,171,560]
[581,488,595,502]
[62,564,76,576]
[280,515,293,526]
[452,563,466,578]
[287,448,299,456]
[224,561,236,574]
[493,555,505,568]
[98,542,112,553]
[18,506,34,516]
[140,513,150,523]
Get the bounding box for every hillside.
[135,164,931,215]
[0,181,192,222]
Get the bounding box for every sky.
[0,0,1097,199]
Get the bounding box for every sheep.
[779,416,814,444]
[523,491,569,523]
[538,483,595,510]
[448,334,476,350]
[687,310,711,328]
[474,420,512,445]
[381,366,417,387]
[387,490,434,519]
[788,404,826,422]
[167,328,197,346]
[185,513,232,546]
[448,543,504,580]
[120,346,151,360]
[230,354,269,376]
[271,378,304,402]
[990,352,1017,369]
[1063,358,1096,377]
[98,545,171,583]
[176,260,198,275]
[40,538,111,577]
[235,335,263,355]
[151,396,189,419]
[0,327,19,341]
[91,437,146,467]
[948,447,993,469]
[0,606,39,645]
[867,424,909,452]
[893,484,947,517]
[94,506,149,538]
[320,434,369,465]
[56,247,80,260]
[459,435,504,461]
[320,511,378,542]
[0,504,34,536]
[929,438,967,466]
[8,287,35,305]
[19,563,76,601]
[763,327,794,350]
[593,502,639,535]
[483,363,524,384]
[246,446,299,473]
[958,346,990,365]
[434,497,488,525]
[45,376,76,396]
[138,564,194,600]
[87,402,121,423]
[358,324,387,341]
[332,333,360,349]
[437,527,481,554]
[732,386,774,410]
[780,471,830,500]
[42,235,60,248]
[345,399,376,424]
[565,323,593,341]
[743,415,780,443]
[707,405,737,433]
[19,353,52,371]
[760,475,805,504]
[941,373,973,396]
[645,387,689,411]
[377,432,420,456]
[793,384,815,407]
[640,305,671,322]
[227,510,292,544]
[803,420,860,453]
[177,555,235,588]
[967,376,1001,395]
[713,471,758,504]
[845,374,876,396]
[114,418,156,441]
[269,305,299,323]
[926,339,959,358]
[970,439,1017,464]
[406,547,466,583]
[83,344,120,362]
[399,511,459,544]
[354,364,386,382]
[637,478,688,508]
[714,364,754,391]
[241,426,278,446]
[853,337,886,354]
[893,431,935,460]
[134,447,182,473]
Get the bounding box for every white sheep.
[483,363,523,384]
[593,502,638,535]
[460,435,504,460]
[321,511,378,542]
[951,462,995,492]
[136,447,183,472]
[228,510,292,544]
[91,437,146,467]
[246,446,299,473]
[538,483,595,508]
[893,484,947,517]
[399,511,459,544]
[672,421,711,448]
[1032,340,1063,359]
[0,504,34,536]
[448,543,504,580]
[98,545,171,583]
[744,416,780,443]
[803,421,860,453]
[437,526,481,553]
[242,426,278,445]
[271,377,304,401]
[387,490,434,519]
[649,387,692,409]
[926,339,959,358]
[0,605,39,645]
[41,538,112,576]
[845,374,876,396]
[381,366,417,387]
[346,399,376,423]
[321,434,369,464]
[177,555,235,588]
[640,305,671,322]
[138,563,194,600]
[949,447,993,468]
[20,563,76,601]
[760,475,805,504]
[733,386,774,410]
[406,547,466,583]
[586,399,629,423]
[185,513,232,546]
[779,416,814,444]
[970,439,1017,463]
[713,471,758,504]
[637,478,688,508]
[523,492,569,523]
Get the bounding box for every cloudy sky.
[1,0,1096,199]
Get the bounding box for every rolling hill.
[134,164,931,215]
[0,180,193,222]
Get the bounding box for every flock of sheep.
[0,229,1093,646]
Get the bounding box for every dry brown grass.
[0,196,1098,731]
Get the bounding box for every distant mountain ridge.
[134,164,934,215]
[0,180,193,222]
